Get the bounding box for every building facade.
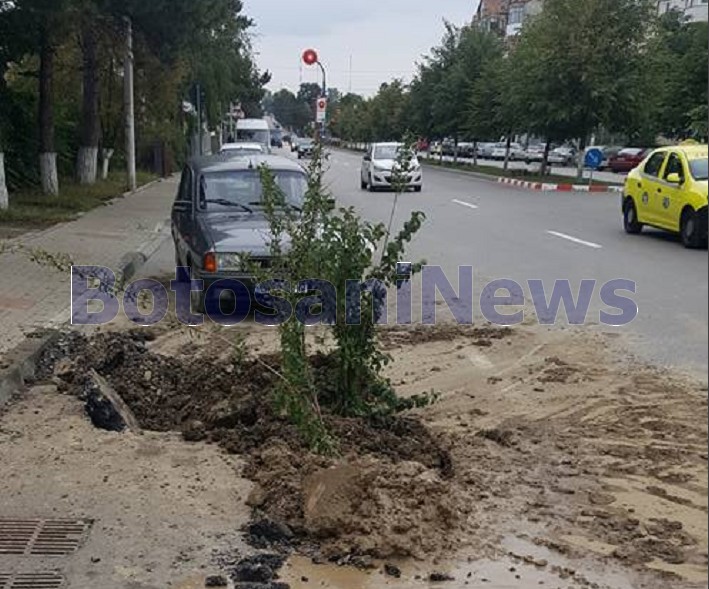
[474,0,543,37]
[657,0,709,22]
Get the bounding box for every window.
[176,167,192,202]
[643,152,666,177]
[199,170,307,210]
[689,158,708,181]
[509,5,525,25]
[663,153,685,181]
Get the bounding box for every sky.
[244,0,481,97]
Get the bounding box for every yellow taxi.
[622,143,708,248]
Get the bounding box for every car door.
[362,147,372,183]
[636,151,667,226]
[657,151,687,232]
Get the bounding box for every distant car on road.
[622,144,708,248]
[477,142,496,159]
[171,155,308,311]
[361,142,423,192]
[609,147,650,174]
[220,142,266,157]
[297,138,316,159]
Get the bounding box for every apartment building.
[657,0,708,22]
[473,0,543,37]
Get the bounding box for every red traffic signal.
[302,49,319,66]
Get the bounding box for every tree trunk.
[503,134,512,172]
[576,135,587,181]
[472,139,478,167]
[541,137,552,176]
[101,148,114,180]
[77,24,100,185]
[0,153,8,210]
[39,27,59,196]
[453,137,459,165]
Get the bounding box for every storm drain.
[0,572,64,589]
[0,520,92,557]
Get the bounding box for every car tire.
[367,174,376,192]
[360,177,367,190]
[623,199,643,235]
[680,208,703,249]
[174,248,189,282]
[414,186,422,193]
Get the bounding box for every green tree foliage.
[269,88,312,133]
[0,0,268,194]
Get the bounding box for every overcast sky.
[244,1,481,97]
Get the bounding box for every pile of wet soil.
[39,331,463,560]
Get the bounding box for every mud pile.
[40,331,465,560]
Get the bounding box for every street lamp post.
[302,49,328,139]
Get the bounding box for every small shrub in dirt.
[254,140,428,451]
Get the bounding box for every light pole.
[302,49,327,139]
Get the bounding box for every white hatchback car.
[360,142,423,192]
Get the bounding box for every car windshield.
[199,170,307,211]
[689,158,708,181]
[373,145,402,159]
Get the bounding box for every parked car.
[171,155,309,311]
[491,142,525,161]
[524,144,547,163]
[622,143,708,248]
[361,142,423,192]
[297,139,316,159]
[548,146,577,166]
[609,147,650,174]
[477,142,496,159]
[290,137,300,152]
[458,142,476,158]
[584,146,623,170]
[220,142,266,157]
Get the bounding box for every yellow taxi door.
[637,151,668,226]
[657,151,686,232]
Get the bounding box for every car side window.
[643,153,666,178]
[664,153,685,181]
[176,167,192,202]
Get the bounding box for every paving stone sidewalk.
[0,177,177,356]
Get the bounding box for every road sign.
[316,98,327,123]
[303,49,319,66]
[585,148,604,170]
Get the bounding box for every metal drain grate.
[0,572,64,589]
[0,520,91,557]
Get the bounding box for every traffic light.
[302,49,318,66]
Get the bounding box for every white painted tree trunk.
[101,148,114,180]
[0,153,8,210]
[39,152,59,196]
[77,146,98,185]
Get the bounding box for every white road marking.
[452,199,479,210]
[547,231,603,249]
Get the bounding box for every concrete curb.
[0,331,60,406]
[497,176,623,193]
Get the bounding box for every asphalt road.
[142,147,708,379]
[326,148,708,379]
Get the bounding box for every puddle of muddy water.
[281,537,644,589]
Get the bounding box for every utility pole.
[196,83,203,156]
[348,55,352,94]
[124,16,136,192]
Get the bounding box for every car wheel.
[680,208,703,249]
[174,247,189,282]
[360,176,367,190]
[623,198,643,235]
[414,186,422,193]
[367,174,376,192]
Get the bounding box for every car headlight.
[216,253,247,271]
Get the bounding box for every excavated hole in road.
[37,329,487,585]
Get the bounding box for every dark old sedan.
[171,154,308,312]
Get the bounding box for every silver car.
[360,142,423,192]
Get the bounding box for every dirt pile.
[39,331,464,561]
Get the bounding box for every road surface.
[143,147,708,379]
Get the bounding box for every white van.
[236,119,271,152]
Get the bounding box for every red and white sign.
[316,98,328,123]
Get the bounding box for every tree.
[298,82,322,120]
[508,0,655,179]
[271,88,311,132]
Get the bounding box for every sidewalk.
[0,177,176,356]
